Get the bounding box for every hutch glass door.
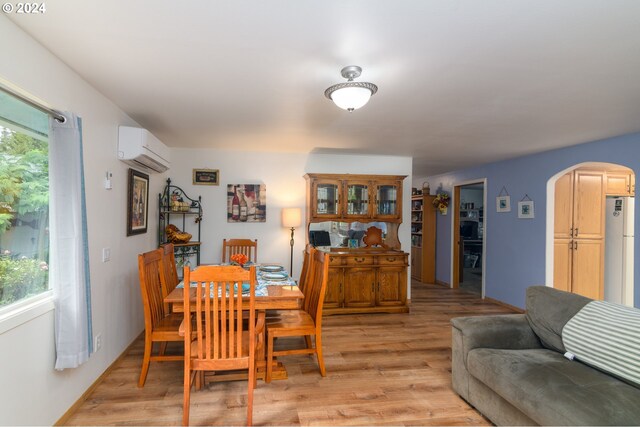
[313,181,341,218]
[345,181,371,219]
[376,183,400,219]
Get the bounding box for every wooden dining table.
[164,283,303,312]
[163,266,304,381]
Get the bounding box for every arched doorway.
[546,162,635,306]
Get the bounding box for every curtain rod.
[0,82,66,123]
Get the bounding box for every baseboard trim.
[434,280,450,288]
[484,296,524,313]
[55,332,143,426]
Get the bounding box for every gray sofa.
[451,286,640,426]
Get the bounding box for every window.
[0,90,50,309]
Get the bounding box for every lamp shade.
[282,208,302,228]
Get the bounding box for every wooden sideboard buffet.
[322,248,409,314]
[305,173,410,315]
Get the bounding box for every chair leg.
[247,360,255,426]
[183,367,192,426]
[159,341,168,356]
[304,335,313,350]
[315,333,326,377]
[138,334,153,387]
[266,333,275,383]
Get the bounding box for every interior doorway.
[452,180,486,296]
[547,162,635,306]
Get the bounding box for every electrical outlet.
[94,333,102,352]
[102,247,111,262]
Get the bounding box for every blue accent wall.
[425,132,640,309]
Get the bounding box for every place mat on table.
[177,269,296,297]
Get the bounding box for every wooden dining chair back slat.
[137,248,184,388]
[306,249,330,324]
[297,245,314,300]
[222,238,258,263]
[160,243,179,311]
[140,249,167,331]
[265,250,329,383]
[182,265,258,426]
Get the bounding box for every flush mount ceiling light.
[324,65,378,112]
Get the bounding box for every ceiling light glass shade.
[325,66,378,112]
[327,84,377,111]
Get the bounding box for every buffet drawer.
[346,255,374,266]
[328,255,344,266]
[377,254,407,265]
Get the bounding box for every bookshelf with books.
[411,194,436,283]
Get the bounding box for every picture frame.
[348,238,359,249]
[127,168,149,236]
[518,200,535,219]
[496,195,511,212]
[192,168,219,185]
[227,184,266,223]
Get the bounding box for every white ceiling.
[8,0,640,176]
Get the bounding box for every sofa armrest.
[452,314,541,356]
[451,314,542,401]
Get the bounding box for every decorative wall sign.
[127,168,149,236]
[227,184,266,223]
[193,168,219,185]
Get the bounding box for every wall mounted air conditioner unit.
[117,126,170,173]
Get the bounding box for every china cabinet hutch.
[158,178,202,277]
[304,173,409,315]
[305,173,404,223]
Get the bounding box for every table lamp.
[282,207,302,275]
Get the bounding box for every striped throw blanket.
[562,300,640,386]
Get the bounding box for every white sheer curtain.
[50,113,93,370]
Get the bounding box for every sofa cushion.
[525,285,590,353]
[467,347,640,426]
[563,300,640,387]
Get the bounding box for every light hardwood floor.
[63,282,515,426]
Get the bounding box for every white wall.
[169,149,412,280]
[0,16,162,425]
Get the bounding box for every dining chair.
[137,248,184,388]
[296,245,314,299]
[265,249,329,383]
[160,243,179,312]
[222,238,258,263]
[182,265,262,426]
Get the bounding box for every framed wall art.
[496,186,511,212]
[518,200,535,219]
[227,184,266,223]
[127,168,149,236]
[496,196,511,212]
[193,168,219,185]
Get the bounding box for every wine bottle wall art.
[227,184,266,223]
